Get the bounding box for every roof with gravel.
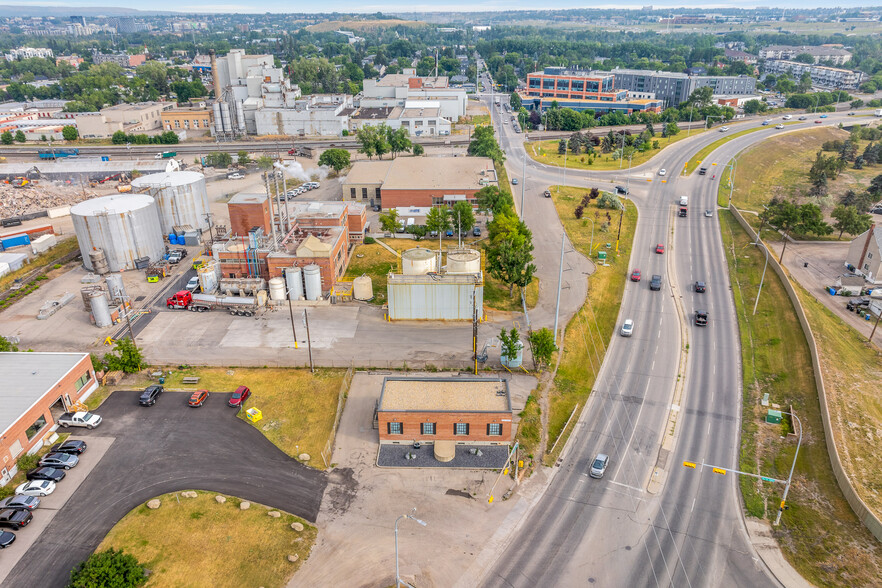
[379,377,510,412]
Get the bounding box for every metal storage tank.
[131,171,210,234]
[401,248,436,275]
[105,273,126,303]
[285,267,303,300]
[71,194,164,273]
[303,264,322,300]
[501,341,524,368]
[89,249,109,275]
[197,260,218,294]
[353,275,373,301]
[90,291,112,327]
[268,277,286,301]
[81,285,106,310]
[447,249,481,274]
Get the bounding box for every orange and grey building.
[519,67,663,114]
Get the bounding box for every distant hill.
[305,19,427,33]
[0,5,176,16]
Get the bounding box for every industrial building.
[255,94,354,137]
[357,69,468,122]
[763,60,865,90]
[0,352,98,488]
[161,106,213,136]
[519,68,664,114]
[342,157,496,209]
[377,377,512,456]
[75,101,174,138]
[130,171,211,234]
[350,100,452,137]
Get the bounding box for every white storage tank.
[447,249,481,274]
[105,273,126,303]
[401,248,436,275]
[303,264,322,300]
[197,260,218,294]
[131,171,210,234]
[71,194,164,273]
[353,275,373,301]
[285,267,303,300]
[90,291,112,327]
[268,277,286,301]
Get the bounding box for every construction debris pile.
[0,182,101,219]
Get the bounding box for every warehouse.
[0,352,98,488]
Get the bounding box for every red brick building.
[0,352,98,488]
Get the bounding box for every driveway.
[2,390,328,588]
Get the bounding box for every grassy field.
[305,19,425,32]
[684,122,802,175]
[125,368,346,468]
[483,276,539,313]
[719,211,882,586]
[98,490,316,588]
[543,186,637,463]
[0,236,79,308]
[525,128,707,172]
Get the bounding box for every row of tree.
[355,124,421,160]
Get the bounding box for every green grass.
[719,211,882,586]
[0,236,78,293]
[483,276,539,313]
[516,392,542,458]
[525,128,707,172]
[98,490,316,588]
[684,122,802,175]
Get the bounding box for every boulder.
[215,495,226,504]
[287,554,299,563]
[146,499,161,509]
[291,522,304,532]
[268,510,281,518]
[240,501,251,510]
[298,453,311,462]
[182,491,198,499]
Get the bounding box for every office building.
[519,68,663,114]
[602,68,757,108]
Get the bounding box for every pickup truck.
[57,412,102,429]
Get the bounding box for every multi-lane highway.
[478,81,863,586]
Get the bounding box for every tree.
[851,99,864,110]
[68,548,147,588]
[870,173,882,197]
[499,327,522,364]
[467,125,504,162]
[256,155,274,171]
[742,99,766,115]
[237,150,250,166]
[355,125,379,159]
[62,125,78,141]
[425,205,451,239]
[412,144,424,156]
[797,72,813,94]
[387,127,412,159]
[0,131,12,145]
[111,130,128,145]
[840,140,858,162]
[450,200,476,233]
[831,205,874,239]
[378,208,400,233]
[664,121,680,137]
[793,53,816,64]
[487,238,536,296]
[528,328,557,371]
[317,148,351,173]
[510,92,521,111]
[102,338,143,374]
[406,224,428,241]
[558,138,567,155]
[686,86,713,108]
[14,130,26,143]
[0,335,19,352]
[475,185,513,217]
[767,201,831,261]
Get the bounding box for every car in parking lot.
[0,496,39,512]
[655,243,665,254]
[139,385,163,407]
[657,169,667,176]
[0,531,15,548]
[620,319,634,337]
[0,509,32,530]
[167,251,183,264]
[228,385,251,408]
[589,453,609,478]
[285,190,297,199]
[186,276,200,292]
[694,281,706,293]
[38,452,79,470]
[630,269,641,282]
[188,390,209,407]
[650,274,662,291]
[26,467,65,483]
[50,440,87,455]
[15,480,56,497]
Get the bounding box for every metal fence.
[320,365,354,468]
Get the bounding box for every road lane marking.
[609,480,645,493]
[691,497,696,512]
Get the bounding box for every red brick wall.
[378,410,512,444]
[229,200,270,237]
[347,207,367,235]
[380,189,479,209]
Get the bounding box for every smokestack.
[209,49,222,102]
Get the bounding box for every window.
[864,264,870,271]
[350,187,356,199]
[74,371,91,391]
[556,79,569,90]
[487,423,502,436]
[421,422,436,435]
[571,80,584,92]
[25,415,47,441]
[869,253,874,259]
[374,187,381,200]
[542,78,554,89]
[174,120,180,129]
[454,422,469,436]
[361,187,368,199]
[388,422,403,435]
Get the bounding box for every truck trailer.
[166,290,259,316]
[38,148,78,160]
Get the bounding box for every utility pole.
[123,296,138,350]
[304,309,314,372]
[287,279,298,349]
[472,288,478,375]
[520,153,526,220]
[553,231,565,345]
[869,305,882,343]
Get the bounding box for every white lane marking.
[691,497,697,513]
[652,360,656,371]
[609,480,645,493]
[707,422,712,435]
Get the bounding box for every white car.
[657,169,667,176]
[719,126,729,132]
[226,172,245,180]
[186,276,200,292]
[310,182,320,189]
[775,124,784,129]
[285,190,297,198]
[783,115,792,120]
[620,319,634,337]
[16,480,56,497]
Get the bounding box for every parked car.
[285,190,297,199]
[26,467,65,483]
[472,226,481,237]
[139,385,163,407]
[228,385,251,408]
[655,244,665,254]
[0,509,32,530]
[512,178,518,185]
[15,480,56,497]
[186,276,200,292]
[188,390,209,407]
[620,319,634,337]
[0,496,39,511]
[0,531,15,548]
[38,453,79,470]
[57,412,101,429]
[650,275,662,291]
[630,269,641,282]
[694,281,706,293]
[226,172,245,180]
[657,169,667,176]
[167,251,183,265]
[589,453,610,478]
[50,440,86,455]
[847,297,870,312]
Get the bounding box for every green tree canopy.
[68,548,147,588]
[318,148,351,172]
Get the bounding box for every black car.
[0,509,32,529]
[695,310,708,326]
[615,185,629,195]
[0,496,40,511]
[473,226,482,237]
[139,385,163,406]
[699,167,708,175]
[694,281,706,293]
[650,275,662,291]
[50,439,87,455]
[0,530,15,548]
[26,467,65,483]
[39,452,79,470]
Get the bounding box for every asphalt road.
[2,390,328,588]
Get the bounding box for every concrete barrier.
[729,205,882,542]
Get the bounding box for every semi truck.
[57,411,102,429]
[38,148,78,159]
[679,195,688,217]
[155,151,177,159]
[166,290,259,316]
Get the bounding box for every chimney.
[209,49,222,102]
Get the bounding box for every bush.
[596,193,623,210]
[68,548,147,588]
[17,452,40,473]
[363,236,376,244]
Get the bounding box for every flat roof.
[379,377,511,412]
[345,157,494,191]
[229,192,267,205]
[103,101,171,112]
[0,352,89,436]
[344,160,393,185]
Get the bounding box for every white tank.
[235,100,246,132]
[447,249,481,274]
[401,248,436,275]
[71,194,164,272]
[212,102,225,133]
[285,267,303,300]
[90,291,112,327]
[303,264,322,301]
[220,102,232,132]
[197,260,218,294]
[268,277,286,301]
[105,273,126,303]
[88,249,109,275]
[131,171,210,234]
[353,275,373,301]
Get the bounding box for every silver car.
[590,454,610,478]
[620,319,634,337]
[38,452,79,470]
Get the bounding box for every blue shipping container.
[1,234,30,249]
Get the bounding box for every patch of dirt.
[323,467,357,518]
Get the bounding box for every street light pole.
[395,508,427,588]
[520,151,526,220]
[752,239,770,316]
[553,230,565,346]
[774,411,803,526]
[727,158,738,207]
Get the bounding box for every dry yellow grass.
[98,490,316,588]
[305,19,426,32]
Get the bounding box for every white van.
[679,195,688,206]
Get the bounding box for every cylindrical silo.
[197,260,218,294]
[90,291,112,327]
[353,275,373,301]
[303,264,322,301]
[89,249,109,275]
[401,248,436,275]
[268,277,286,301]
[285,267,303,300]
[71,194,164,273]
[105,273,126,303]
[131,171,210,234]
[447,249,482,274]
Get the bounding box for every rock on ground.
[240,501,251,510]
[215,495,226,504]
[146,499,161,509]
[291,522,304,531]
[287,554,299,563]
[268,510,281,518]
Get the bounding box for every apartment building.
[759,45,852,65]
[763,60,865,90]
[602,68,757,108]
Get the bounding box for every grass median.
[719,210,882,586]
[684,122,802,176]
[98,490,316,588]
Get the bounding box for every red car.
[630,269,641,282]
[656,244,665,254]
[228,386,251,408]
[188,390,209,407]
[814,120,822,124]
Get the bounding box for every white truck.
[57,411,102,429]
[875,109,882,117]
[679,195,688,206]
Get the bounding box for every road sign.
[683,461,696,469]
[712,467,726,475]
